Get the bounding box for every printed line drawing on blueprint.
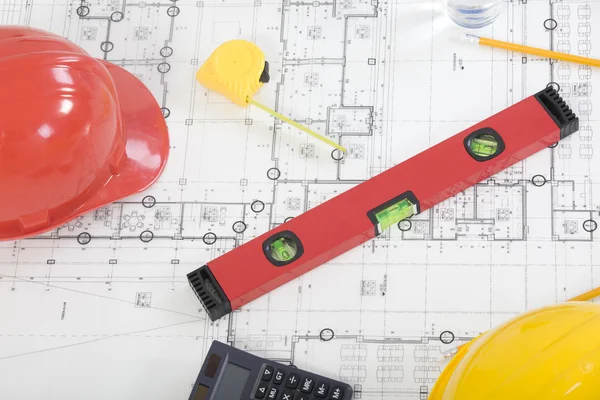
[0,0,599,398]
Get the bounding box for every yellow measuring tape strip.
[196,39,347,155]
[247,97,347,154]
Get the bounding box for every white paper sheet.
[1,0,599,398]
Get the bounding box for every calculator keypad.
[314,382,328,398]
[285,373,300,389]
[255,382,268,399]
[273,370,285,385]
[329,386,344,400]
[266,386,278,400]
[262,366,275,381]
[253,364,349,400]
[299,377,314,393]
[278,389,295,400]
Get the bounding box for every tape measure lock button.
[464,127,505,162]
[262,230,304,267]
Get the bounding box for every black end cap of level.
[187,265,231,322]
[534,86,579,139]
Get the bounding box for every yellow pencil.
[463,34,600,68]
[568,286,600,302]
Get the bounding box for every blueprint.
[0,0,599,398]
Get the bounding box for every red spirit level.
[188,87,579,321]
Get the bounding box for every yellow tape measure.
[196,40,347,154]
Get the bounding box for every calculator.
[189,340,353,400]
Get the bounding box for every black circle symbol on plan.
[398,219,412,232]
[110,11,124,22]
[142,195,156,208]
[267,168,281,180]
[77,232,91,245]
[160,46,173,58]
[203,232,217,245]
[331,149,344,161]
[284,217,294,223]
[531,175,547,187]
[140,230,154,243]
[547,82,560,92]
[548,142,558,149]
[233,221,247,233]
[544,18,558,31]
[251,200,265,213]
[157,63,171,73]
[76,6,89,17]
[583,220,597,233]
[320,328,334,341]
[161,107,170,118]
[167,6,180,17]
[101,42,114,52]
[440,331,455,344]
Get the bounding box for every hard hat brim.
[429,334,483,399]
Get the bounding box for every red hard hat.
[0,26,170,241]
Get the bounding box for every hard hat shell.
[0,26,169,241]
[430,301,600,399]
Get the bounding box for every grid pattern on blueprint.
[0,0,599,399]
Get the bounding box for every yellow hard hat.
[430,301,600,399]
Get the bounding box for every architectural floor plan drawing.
[1,0,599,398]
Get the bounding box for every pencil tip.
[462,33,480,44]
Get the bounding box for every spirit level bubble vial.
[187,87,579,321]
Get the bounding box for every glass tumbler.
[446,0,503,29]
